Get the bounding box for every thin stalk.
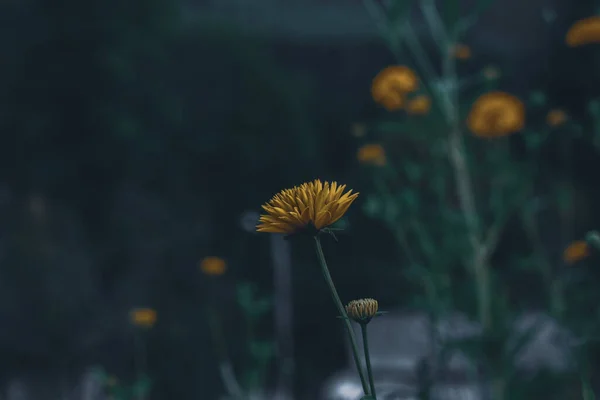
[133,332,147,400]
[491,377,506,400]
[360,324,377,399]
[313,235,370,396]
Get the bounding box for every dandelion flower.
[371,66,419,111]
[467,91,525,138]
[406,95,432,115]
[546,109,568,127]
[563,240,590,264]
[566,16,600,47]
[200,256,227,276]
[130,308,157,328]
[452,43,471,60]
[257,180,359,235]
[357,144,386,166]
[346,298,379,323]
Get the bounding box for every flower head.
[546,109,568,127]
[346,298,379,324]
[257,180,359,235]
[371,66,419,111]
[406,95,432,115]
[357,144,386,166]
[563,240,590,264]
[467,91,525,138]
[130,308,157,328]
[200,256,227,276]
[452,43,471,60]
[566,16,600,47]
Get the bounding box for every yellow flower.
[452,43,471,60]
[379,94,405,111]
[406,95,432,115]
[566,16,600,47]
[357,144,386,166]
[257,180,359,235]
[546,109,568,127]
[563,240,590,264]
[200,256,227,276]
[371,66,419,111]
[130,308,157,328]
[467,91,525,138]
[346,298,379,323]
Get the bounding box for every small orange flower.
[357,144,386,166]
[379,94,405,111]
[566,16,600,47]
[452,43,471,60]
[563,240,590,264]
[467,91,525,138]
[406,95,432,115]
[130,308,157,328]
[200,256,227,276]
[546,109,568,127]
[371,66,419,111]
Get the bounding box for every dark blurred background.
[2,0,600,399]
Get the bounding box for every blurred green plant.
[93,367,152,400]
[207,279,275,399]
[358,1,600,399]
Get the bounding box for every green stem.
[360,324,377,399]
[491,376,505,400]
[313,235,370,396]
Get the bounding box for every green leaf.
[360,396,376,400]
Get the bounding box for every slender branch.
[207,307,245,398]
[313,236,370,396]
[361,324,378,399]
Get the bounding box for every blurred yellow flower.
[379,94,405,111]
[467,91,525,138]
[257,180,359,235]
[452,43,471,60]
[563,240,590,264]
[546,109,568,127]
[200,256,227,276]
[371,66,418,111]
[406,95,432,115]
[130,308,157,328]
[357,144,386,166]
[566,16,600,47]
